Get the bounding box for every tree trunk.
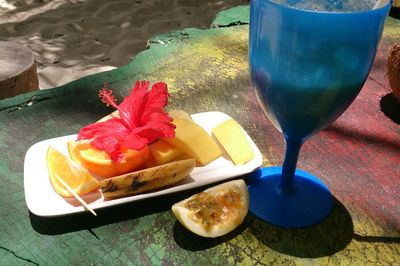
[0,41,39,99]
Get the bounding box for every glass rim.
[257,0,393,15]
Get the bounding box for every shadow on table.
[352,233,400,244]
[389,6,400,19]
[172,216,248,251]
[28,189,197,235]
[380,93,400,124]
[173,196,353,257]
[247,197,353,258]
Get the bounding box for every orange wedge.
[47,146,99,197]
[67,141,150,178]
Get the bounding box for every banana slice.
[172,179,249,238]
[100,158,195,199]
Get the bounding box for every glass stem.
[280,138,302,192]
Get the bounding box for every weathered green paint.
[0,6,399,266]
[211,5,250,27]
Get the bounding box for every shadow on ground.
[380,93,400,124]
[247,197,354,258]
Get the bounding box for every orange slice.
[67,141,150,178]
[47,146,99,197]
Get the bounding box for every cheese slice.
[212,119,254,165]
[163,118,222,166]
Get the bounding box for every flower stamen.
[98,83,131,129]
[99,83,118,109]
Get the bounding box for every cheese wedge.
[163,118,221,166]
[212,119,254,165]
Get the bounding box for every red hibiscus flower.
[77,81,176,162]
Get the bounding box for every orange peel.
[47,146,99,197]
[67,141,150,178]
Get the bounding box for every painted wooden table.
[0,6,399,265]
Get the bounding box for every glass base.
[248,166,333,228]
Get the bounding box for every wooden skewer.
[55,174,97,216]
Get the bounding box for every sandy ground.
[0,0,249,89]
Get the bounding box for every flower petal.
[78,118,130,161]
[119,80,150,128]
[78,118,128,140]
[123,132,149,151]
[77,81,175,162]
[134,119,176,142]
[141,82,169,124]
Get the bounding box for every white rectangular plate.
[24,111,263,217]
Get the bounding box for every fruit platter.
[24,81,263,219]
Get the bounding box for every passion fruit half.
[172,179,249,238]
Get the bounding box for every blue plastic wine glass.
[248,0,391,228]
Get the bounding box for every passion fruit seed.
[185,189,242,230]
